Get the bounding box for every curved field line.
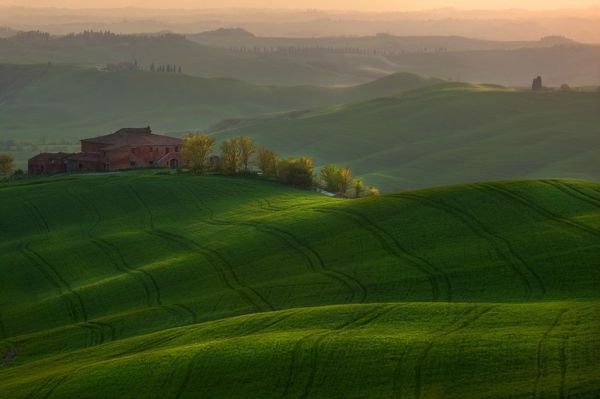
[299,305,396,399]
[543,180,600,209]
[110,331,183,358]
[68,187,161,306]
[479,183,600,239]
[413,306,493,399]
[24,200,50,234]
[395,192,543,299]
[72,185,202,322]
[241,219,367,304]
[182,182,366,304]
[317,206,451,302]
[558,316,583,399]
[128,182,273,312]
[532,309,568,399]
[278,306,392,398]
[18,241,87,323]
[173,311,297,399]
[150,228,274,312]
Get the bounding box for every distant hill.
[0,63,440,167]
[0,26,18,38]
[210,83,600,191]
[0,173,599,397]
[0,31,397,86]
[188,31,579,53]
[1,31,599,87]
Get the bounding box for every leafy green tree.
[278,157,314,189]
[238,136,255,173]
[366,186,380,196]
[353,179,364,198]
[220,138,242,174]
[0,153,15,178]
[319,164,341,192]
[181,133,214,174]
[257,147,278,177]
[338,166,353,194]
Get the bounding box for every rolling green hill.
[0,63,440,167]
[0,64,439,138]
[0,172,599,398]
[211,83,600,192]
[0,32,402,86]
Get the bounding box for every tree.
[278,157,313,189]
[366,186,380,196]
[238,136,255,172]
[353,179,364,198]
[220,138,242,174]
[181,133,215,174]
[0,153,15,178]
[319,164,341,192]
[257,147,278,177]
[338,166,353,194]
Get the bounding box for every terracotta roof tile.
[81,127,181,148]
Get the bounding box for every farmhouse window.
[175,146,179,152]
[149,147,153,152]
[165,147,170,154]
[131,148,135,154]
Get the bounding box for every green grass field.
[212,83,600,192]
[0,63,439,162]
[0,172,599,398]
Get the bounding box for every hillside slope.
[0,172,599,398]
[0,64,440,142]
[211,83,600,192]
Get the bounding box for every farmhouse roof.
[28,152,73,161]
[81,127,181,149]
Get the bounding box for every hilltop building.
[28,127,183,175]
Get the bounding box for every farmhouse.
[28,127,183,175]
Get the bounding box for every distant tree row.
[150,64,183,74]
[226,45,447,56]
[181,133,379,196]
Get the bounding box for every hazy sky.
[2,0,599,10]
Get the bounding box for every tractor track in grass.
[316,206,450,302]
[128,184,274,313]
[532,309,569,399]
[543,180,600,209]
[183,183,367,304]
[24,374,70,399]
[173,310,297,399]
[23,200,50,235]
[69,187,199,335]
[479,183,600,239]
[412,306,493,399]
[558,316,583,399]
[110,331,183,358]
[394,192,543,300]
[299,305,396,399]
[20,195,122,347]
[390,306,474,399]
[279,305,394,399]
[18,241,87,323]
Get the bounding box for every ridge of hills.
[210,82,600,192]
[0,172,599,398]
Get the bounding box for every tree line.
[182,133,379,197]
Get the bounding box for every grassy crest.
[0,63,438,141]
[212,83,600,192]
[0,172,599,398]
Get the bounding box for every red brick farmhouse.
[28,127,183,175]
